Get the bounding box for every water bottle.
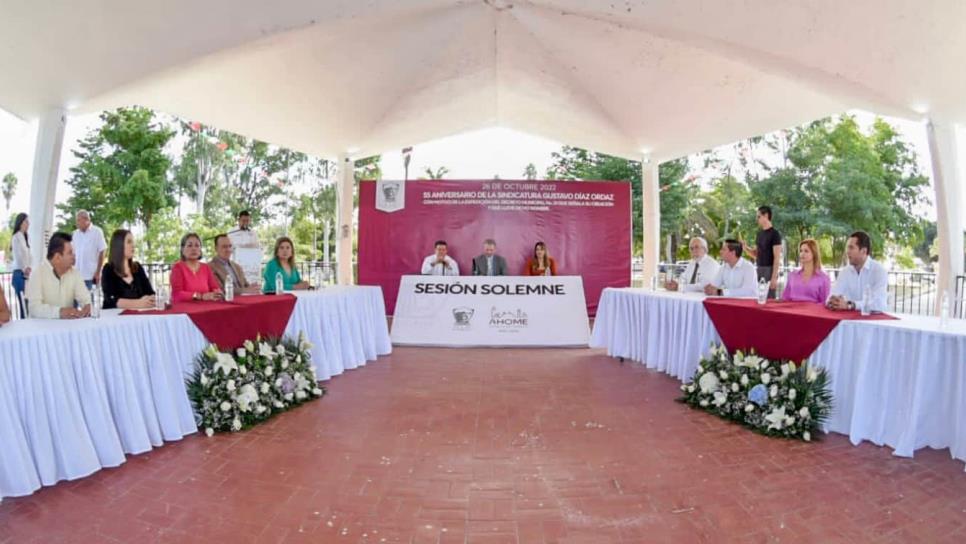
[756,278,767,305]
[155,287,165,310]
[649,275,657,291]
[860,286,871,316]
[545,267,551,277]
[275,271,284,295]
[90,287,101,318]
[224,279,234,302]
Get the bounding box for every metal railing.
[141,261,346,291]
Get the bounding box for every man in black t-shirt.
[742,205,783,298]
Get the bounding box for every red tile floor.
[2,347,965,543]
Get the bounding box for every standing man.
[827,231,888,313]
[742,205,783,298]
[421,240,460,276]
[228,210,263,285]
[472,239,508,276]
[72,210,107,290]
[26,232,91,319]
[704,239,758,297]
[666,237,719,292]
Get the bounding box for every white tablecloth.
[591,288,966,468]
[0,286,391,500]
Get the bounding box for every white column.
[336,153,356,285]
[28,109,67,267]
[641,156,660,288]
[926,119,965,314]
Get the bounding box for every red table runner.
[122,294,298,349]
[702,298,897,363]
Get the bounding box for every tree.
[422,166,449,180]
[57,107,175,242]
[2,172,16,211]
[172,122,231,216]
[523,163,538,180]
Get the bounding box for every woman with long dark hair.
[100,229,156,309]
[262,236,310,293]
[10,213,30,318]
[523,241,558,276]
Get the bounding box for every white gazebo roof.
[2,0,964,161]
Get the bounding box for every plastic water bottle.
[155,287,165,310]
[224,280,234,302]
[860,286,871,316]
[756,278,767,305]
[275,272,284,295]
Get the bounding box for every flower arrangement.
[186,333,325,435]
[679,344,833,441]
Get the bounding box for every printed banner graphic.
[359,179,632,315]
[375,179,405,212]
[391,275,590,347]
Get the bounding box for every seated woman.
[0,288,11,326]
[101,229,156,310]
[170,232,224,303]
[523,242,558,276]
[263,237,311,293]
[782,239,831,303]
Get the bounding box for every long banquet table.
[591,287,966,468]
[0,287,391,500]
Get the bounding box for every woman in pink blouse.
[782,239,831,304]
[170,232,224,303]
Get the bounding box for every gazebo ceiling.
[1,0,963,160]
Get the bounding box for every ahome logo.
[489,307,528,329]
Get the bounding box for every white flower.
[259,342,275,358]
[274,378,282,388]
[784,415,796,426]
[740,355,763,369]
[698,372,719,394]
[273,400,284,408]
[787,388,797,401]
[731,383,739,393]
[760,361,769,370]
[237,384,259,412]
[744,404,755,413]
[764,406,786,430]
[213,353,238,376]
[296,355,302,364]
[244,340,255,351]
[686,385,695,393]
[239,365,248,376]
[781,363,794,378]
[276,343,286,355]
[205,427,214,437]
[231,417,242,432]
[284,393,294,401]
[312,388,323,396]
[236,348,247,358]
[740,374,749,386]
[261,382,270,394]
[265,366,274,377]
[281,360,289,370]
[769,384,778,398]
[204,344,219,358]
[699,399,709,407]
[256,404,267,414]
[734,352,744,365]
[718,370,728,380]
[296,390,307,400]
[226,379,236,392]
[799,407,810,419]
[806,366,819,383]
[803,431,811,442]
[712,391,727,407]
[761,373,771,385]
[680,384,688,392]
[220,401,232,412]
[294,373,311,392]
[200,373,209,386]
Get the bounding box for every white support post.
[926,119,965,315]
[28,109,67,267]
[641,156,660,288]
[336,154,356,285]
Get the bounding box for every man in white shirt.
[25,232,92,319]
[421,240,460,276]
[827,230,888,313]
[71,210,106,290]
[704,239,758,297]
[666,237,720,292]
[228,210,263,282]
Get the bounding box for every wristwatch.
[193,292,200,301]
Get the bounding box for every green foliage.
[2,172,16,211]
[523,163,538,180]
[421,166,449,180]
[57,107,175,233]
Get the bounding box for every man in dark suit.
[472,239,508,276]
[209,234,260,293]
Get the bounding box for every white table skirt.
[591,288,966,468]
[0,286,391,500]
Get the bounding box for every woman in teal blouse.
[263,237,312,293]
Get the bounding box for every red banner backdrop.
[358,179,631,315]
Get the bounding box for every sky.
[0,106,942,229]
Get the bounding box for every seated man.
[209,234,260,293]
[704,239,757,297]
[421,240,460,276]
[472,239,508,276]
[25,232,92,319]
[667,237,720,292]
[827,230,888,313]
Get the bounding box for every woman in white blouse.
[10,213,31,319]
